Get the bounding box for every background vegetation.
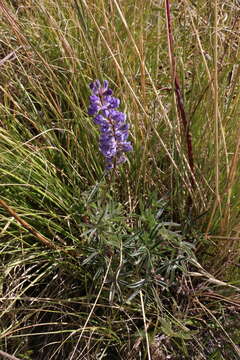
[0,0,240,358]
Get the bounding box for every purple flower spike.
[88,80,132,170]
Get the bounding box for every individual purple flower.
[88,80,132,170]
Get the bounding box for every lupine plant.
[1,1,240,359]
[88,80,132,170]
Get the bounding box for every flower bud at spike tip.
[88,80,132,170]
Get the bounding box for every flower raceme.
[88,80,132,170]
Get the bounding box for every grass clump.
[0,0,240,358]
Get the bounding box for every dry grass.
[0,0,240,358]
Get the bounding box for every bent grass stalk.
[165,0,195,204]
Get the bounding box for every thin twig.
[0,46,22,66]
[0,199,72,255]
[207,235,240,241]
[140,290,151,360]
[0,350,21,360]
